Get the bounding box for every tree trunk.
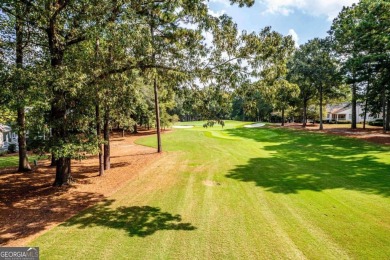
[53,157,71,186]
[351,83,357,129]
[281,108,285,126]
[302,100,307,128]
[154,77,162,153]
[46,8,73,185]
[94,37,104,176]
[133,123,138,134]
[386,99,390,132]
[49,111,56,167]
[382,85,387,133]
[15,9,31,172]
[17,108,31,172]
[362,102,367,130]
[150,22,162,153]
[51,102,72,186]
[104,106,110,170]
[50,153,56,166]
[319,85,323,130]
[96,104,104,176]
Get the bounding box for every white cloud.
[202,31,214,47]
[288,29,299,47]
[208,8,226,17]
[209,0,231,7]
[261,0,359,20]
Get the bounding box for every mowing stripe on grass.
[31,121,390,259]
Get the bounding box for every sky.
[208,0,359,47]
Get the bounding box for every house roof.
[327,103,350,114]
[0,124,11,132]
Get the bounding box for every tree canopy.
[0,0,389,185]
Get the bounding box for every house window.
[349,114,352,119]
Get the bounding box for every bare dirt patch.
[0,131,162,246]
[281,123,390,145]
[203,180,221,187]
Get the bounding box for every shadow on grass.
[63,200,196,237]
[225,127,390,196]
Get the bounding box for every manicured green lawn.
[31,121,390,259]
[0,154,41,168]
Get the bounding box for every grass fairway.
[31,121,390,259]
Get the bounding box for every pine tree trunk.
[51,153,56,167]
[351,83,357,129]
[319,85,324,130]
[15,9,31,172]
[382,85,387,133]
[17,108,31,172]
[96,104,104,176]
[386,99,390,132]
[49,112,56,167]
[151,22,162,153]
[154,77,162,153]
[302,100,307,128]
[94,39,104,176]
[104,107,110,170]
[363,78,371,130]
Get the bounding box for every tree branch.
[51,0,69,20]
[66,36,87,47]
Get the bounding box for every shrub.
[8,143,17,153]
[337,120,351,124]
[170,114,179,125]
[368,119,383,126]
[27,136,47,153]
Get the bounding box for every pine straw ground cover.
[285,122,390,145]
[27,121,390,259]
[0,131,163,246]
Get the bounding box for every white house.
[0,124,18,151]
[325,103,382,123]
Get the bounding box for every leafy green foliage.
[288,38,342,127]
[330,0,390,128]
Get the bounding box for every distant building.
[0,124,18,151]
[325,103,382,123]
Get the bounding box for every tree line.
[0,0,293,185]
[1,0,388,186]
[174,0,389,132]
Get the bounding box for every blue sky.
[208,0,359,46]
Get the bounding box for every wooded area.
[0,0,389,186]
